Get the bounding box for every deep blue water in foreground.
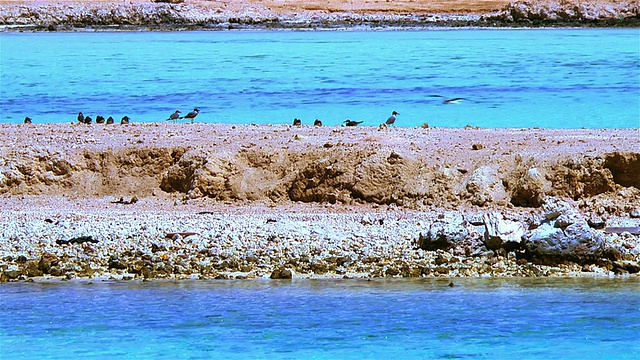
[1,29,639,128]
[1,278,639,359]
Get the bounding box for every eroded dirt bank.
[1,124,638,210]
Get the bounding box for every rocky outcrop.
[548,156,616,200]
[522,197,606,264]
[417,213,482,254]
[503,152,639,210]
[613,260,640,274]
[270,266,293,279]
[466,166,510,206]
[509,167,551,207]
[483,212,525,251]
[604,152,640,189]
[485,0,639,24]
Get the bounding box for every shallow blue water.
[1,278,639,359]
[1,29,639,127]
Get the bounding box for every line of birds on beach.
[293,110,399,128]
[22,97,468,126]
[75,112,131,125]
[22,108,397,127]
[23,108,200,125]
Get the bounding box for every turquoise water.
[1,278,639,359]
[1,29,639,128]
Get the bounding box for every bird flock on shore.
[75,112,129,125]
[22,109,400,127]
[22,97,468,126]
[295,110,399,128]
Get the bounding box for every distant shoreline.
[1,0,638,31]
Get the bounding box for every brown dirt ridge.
[1,124,638,210]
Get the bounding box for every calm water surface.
[1,278,639,359]
[1,29,638,127]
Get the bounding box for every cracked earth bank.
[0,123,638,281]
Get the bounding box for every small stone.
[360,214,375,225]
[38,253,59,274]
[270,266,293,279]
[613,261,640,274]
[435,251,453,265]
[108,257,128,270]
[2,266,24,280]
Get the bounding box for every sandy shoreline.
[1,0,638,30]
[0,124,638,281]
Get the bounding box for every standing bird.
[180,108,199,122]
[77,112,84,123]
[106,116,115,124]
[121,116,130,124]
[167,110,181,121]
[385,111,399,127]
[344,119,363,127]
[24,117,32,124]
[96,115,105,124]
[314,119,322,127]
[84,116,93,124]
[293,118,302,126]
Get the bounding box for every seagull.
[96,115,105,124]
[121,116,130,124]
[84,116,92,124]
[443,97,467,104]
[24,117,32,124]
[293,118,302,126]
[106,116,115,124]
[344,119,363,127]
[314,119,322,127]
[180,108,199,122]
[385,111,399,126]
[77,112,84,123]
[166,110,181,121]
